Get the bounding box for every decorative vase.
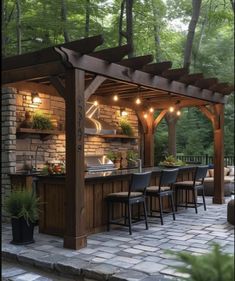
[20,111,33,128]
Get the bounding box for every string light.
[169,106,174,112]
[176,110,181,116]
[94,100,99,106]
[113,95,119,101]
[149,107,154,113]
[144,113,148,119]
[135,97,141,104]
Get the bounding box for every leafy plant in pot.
[5,189,40,245]
[126,150,139,168]
[106,151,122,169]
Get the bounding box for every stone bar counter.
[10,166,195,237]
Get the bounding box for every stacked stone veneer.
[16,91,66,171]
[1,88,17,220]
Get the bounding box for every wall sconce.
[120,108,128,117]
[31,92,41,105]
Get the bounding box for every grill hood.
[85,102,117,135]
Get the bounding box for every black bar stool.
[174,166,208,213]
[106,171,152,235]
[146,169,179,225]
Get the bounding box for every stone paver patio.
[2,197,234,281]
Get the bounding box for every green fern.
[32,111,53,130]
[168,244,234,281]
[119,118,133,136]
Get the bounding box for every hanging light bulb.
[144,113,148,119]
[113,95,119,101]
[176,110,181,116]
[136,97,141,105]
[169,106,174,112]
[94,100,99,106]
[149,107,154,113]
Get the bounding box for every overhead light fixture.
[149,107,154,113]
[31,92,41,105]
[94,100,99,106]
[113,95,119,101]
[135,97,141,105]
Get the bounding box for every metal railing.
[176,154,234,166]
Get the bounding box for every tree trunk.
[16,0,21,54]
[85,0,90,38]
[151,0,161,62]
[118,0,125,46]
[230,0,234,12]
[183,0,202,70]
[126,0,134,58]
[61,0,69,42]
[2,0,5,56]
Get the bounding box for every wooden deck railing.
[176,155,234,166]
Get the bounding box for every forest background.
[2,0,234,163]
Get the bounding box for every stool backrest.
[129,171,152,195]
[194,166,208,184]
[159,169,179,191]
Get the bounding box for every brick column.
[1,87,17,221]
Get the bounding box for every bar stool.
[174,166,208,213]
[106,171,152,235]
[146,169,179,225]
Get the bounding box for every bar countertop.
[10,165,196,181]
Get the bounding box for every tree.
[61,0,70,42]
[183,0,202,70]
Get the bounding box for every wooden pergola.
[2,35,234,249]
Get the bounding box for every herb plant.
[119,118,133,136]
[32,111,53,130]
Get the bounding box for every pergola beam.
[84,75,106,101]
[56,47,227,104]
[142,61,172,75]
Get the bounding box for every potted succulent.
[5,189,40,245]
[126,150,139,168]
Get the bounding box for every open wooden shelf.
[101,134,139,139]
[16,128,64,141]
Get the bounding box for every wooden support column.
[165,113,178,157]
[144,113,154,167]
[212,104,225,204]
[199,105,225,204]
[64,68,87,249]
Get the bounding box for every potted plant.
[119,118,134,136]
[32,111,54,130]
[5,189,40,245]
[126,150,139,168]
[106,151,122,169]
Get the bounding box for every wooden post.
[199,105,225,204]
[165,113,178,157]
[212,104,225,204]
[64,69,87,249]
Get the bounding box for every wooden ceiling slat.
[142,61,172,75]
[179,73,204,84]
[162,68,189,80]
[90,44,132,62]
[195,78,218,89]
[117,55,153,69]
[3,35,103,72]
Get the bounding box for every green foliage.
[32,111,53,130]
[106,151,121,161]
[5,189,40,224]
[160,155,186,166]
[168,244,234,281]
[119,118,134,136]
[126,150,138,161]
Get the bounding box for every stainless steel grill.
[85,155,117,172]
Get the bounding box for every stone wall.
[1,87,17,220]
